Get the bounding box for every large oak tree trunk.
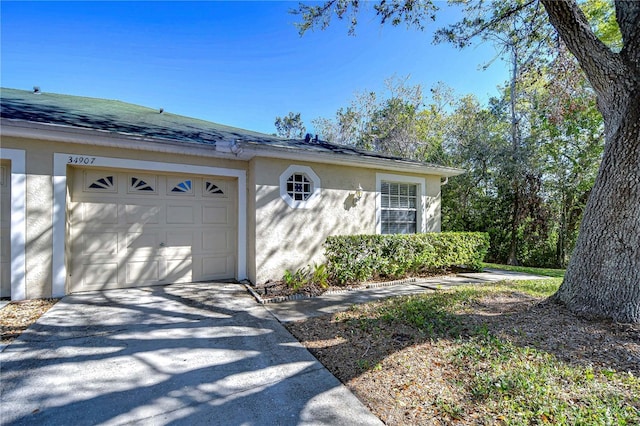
[554,91,640,322]
[541,0,640,322]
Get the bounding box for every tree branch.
[540,0,624,98]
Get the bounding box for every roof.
[0,88,463,176]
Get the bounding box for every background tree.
[442,89,551,266]
[441,95,505,237]
[274,112,306,138]
[535,44,604,267]
[413,82,454,164]
[313,76,447,161]
[294,0,640,322]
[313,90,378,148]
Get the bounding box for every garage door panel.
[0,265,9,297]
[82,262,119,287]
[82,232,118,255]
[70,170,237,292]
[82,202,118,224]
[164,247,192,260]
[126,232,161,254]
[201,256,234,278]
[202,205,229,224]
[202,230,231,252]
[165,258,193,283]
[125,204,160,224]
[0,234,9,258]
[126,260,160,284]
[166,231,192,248]
[166,205,194,224]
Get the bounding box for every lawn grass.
[370,279,562,338]
[483,262,566,278]
[333,278,640,424]
[451,333,639,425]
[471,277,563,297]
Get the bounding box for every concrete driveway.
[0,283,382,425]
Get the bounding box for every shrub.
[282,263,330,290]
[324,232,489,285]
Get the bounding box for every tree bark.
[554,94,640,322]
[556,193,567,267]
[541,0,640,322]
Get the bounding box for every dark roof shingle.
[1,88,456,170]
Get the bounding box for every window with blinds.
[381,181,417,234]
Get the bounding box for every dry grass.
[0,299,58,345]
[286,280,640,425]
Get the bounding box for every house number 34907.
[67,156,96,165]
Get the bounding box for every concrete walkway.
[0,283,382,425]
[265,269,548,323]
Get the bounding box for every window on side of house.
[381,181,418,234]
[279,165,321,209]
[286,173,312,201]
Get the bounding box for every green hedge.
[324,232,490,285]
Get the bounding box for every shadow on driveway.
[0,283,381,425]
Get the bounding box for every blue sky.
[1,1,509,135]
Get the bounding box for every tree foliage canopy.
[274,111,307,139]
[293,0,640,322]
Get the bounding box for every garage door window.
[170,179,193,194]
[204,181,225,196]
[86,173,116,192]
[129,176,155,193]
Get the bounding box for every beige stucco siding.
[1,133,445,296]
[0,136,248,298]
[26,174,53,298]
[425,175,442,232]
[250,157,442,284]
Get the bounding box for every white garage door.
[0,162,10,297]
[69,168,237,293]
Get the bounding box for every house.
[0,88,463,300]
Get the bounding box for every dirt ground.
[0,299,59,345]
[286,292,640,425]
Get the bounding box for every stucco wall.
[251,157,442,284]
[425,175,442,232]
[1,134,444,296]
[0,136,248,298]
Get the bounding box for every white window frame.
[279,165,321,209]
[376,173,426,234]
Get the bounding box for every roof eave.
[0,118,246,161]
[239,141,465,177]
[0,118,465,177]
